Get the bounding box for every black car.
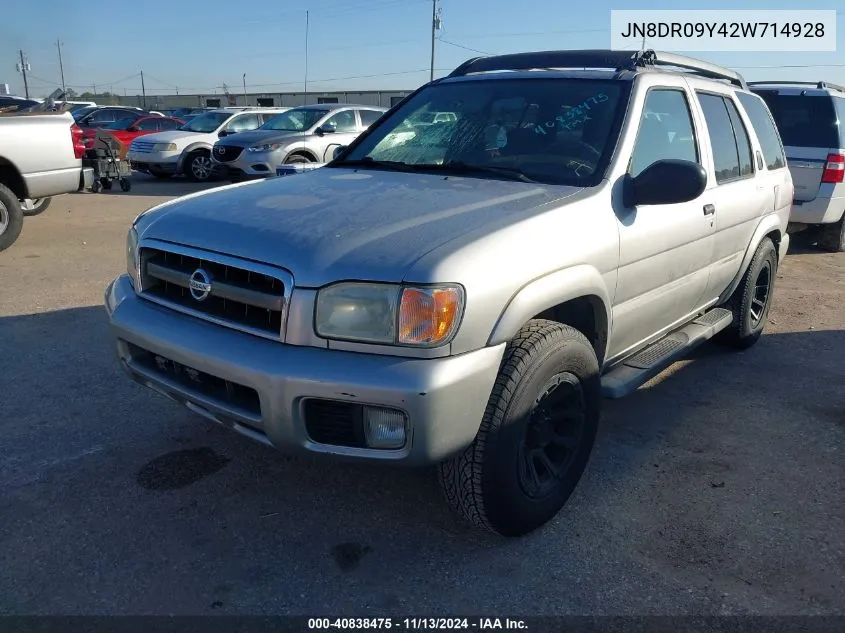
[72,105,154,128]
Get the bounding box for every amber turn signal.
[398,286,463,346]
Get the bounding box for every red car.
[83,116,185,155]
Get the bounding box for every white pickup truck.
[0,110,91,251]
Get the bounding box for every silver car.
[210,104,387,180]
[107,50,793,537]
[749,81,845,252]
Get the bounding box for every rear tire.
[0,183,24,252]
[21,197,52,217]
[438,320,601,537]
[716,238,777,350]
[818,217,845,253]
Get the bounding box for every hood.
[217,129,304,147]
[138,168,580,287]
[132,130,203,145]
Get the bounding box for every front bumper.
[105,274,504,465]
[211,150,279,178]
[128,151,180,174]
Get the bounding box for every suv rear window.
[753,92,843,148]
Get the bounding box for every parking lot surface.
[1,175,843,615]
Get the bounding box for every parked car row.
[126,103,389,182]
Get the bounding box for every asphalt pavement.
[1,175,843,615]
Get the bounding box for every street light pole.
[304,10,310,103]
[242,73,247,105]
[56,40,66,94]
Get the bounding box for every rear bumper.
[104,274,503,465]
[791,195,845,225]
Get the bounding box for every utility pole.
[304,10,309,102]
[17,50,30,98]
[56,40,66,94]
[140,70,146,109]
[429,0,442,82]
[242,73,247,105]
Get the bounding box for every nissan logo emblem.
[188,268,212,302]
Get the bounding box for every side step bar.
[601,307,733,399]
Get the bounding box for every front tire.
[438,320,601,537]
[717,237,778,349]
[0,183,24,252]
[818,216,845,253]
[21,197,52,217]
[285,153,312,164]
[184,151,213,182]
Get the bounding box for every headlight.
[126,226,139,289]
[315,283,464,347]
[152,142,177,151]
[248,143,284,152]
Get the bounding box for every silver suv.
[210,104,388,181]
[106,50,793,537]
[749,81,845,251]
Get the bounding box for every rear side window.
[835,97,845,146]
[359,109,383,127]
[736,92,787,170]
[753,92,841,147]
[697,93,751,184]
[724,99,754,177]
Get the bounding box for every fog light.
[363,406,407,449]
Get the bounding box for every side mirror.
[317,124,336,135]
[332,145,347,161]
[127,125,139,132]
[218,129,230,137]
[624,159,707,207]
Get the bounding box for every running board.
[601,308,733,399]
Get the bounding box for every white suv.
[128,108,289,181]
[750,81,845,251]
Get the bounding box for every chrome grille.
[138,242,292,341]
[131,141,155,153]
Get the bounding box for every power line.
[437,38,494,56]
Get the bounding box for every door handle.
[703,204,716,216]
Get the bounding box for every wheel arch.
[284,147,318,162]
[487,265,611,365]
[0,157,28,200]
[718,215,784,305]
[177,143,213,170]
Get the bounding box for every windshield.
[182,111,233,133]
[338,78,627,185]
[754,92,844,148]
[261,108,328,131]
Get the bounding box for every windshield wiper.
[417,161,537,183]
[338,158,418,172]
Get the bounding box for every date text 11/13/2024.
[308,618,528,630]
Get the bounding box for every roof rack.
[747,80,845,93]
[446,49,747,89]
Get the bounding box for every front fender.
[177,143,213,170]
[487,264,612,355]
[718,214,785,304]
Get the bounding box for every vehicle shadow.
[786,229,832,255]
[82,173,226,199]
[1,305,843,614]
